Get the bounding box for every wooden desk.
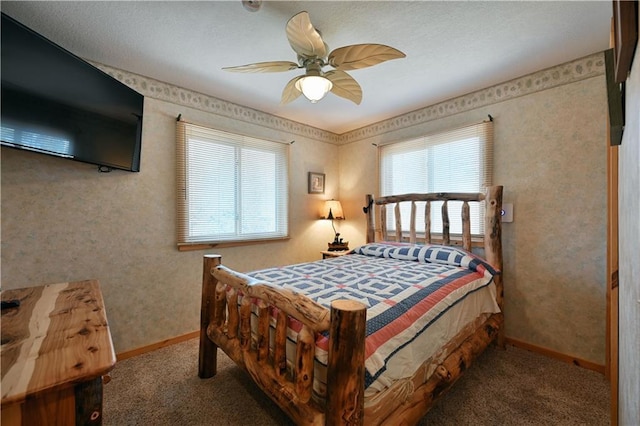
[1,280,116,425]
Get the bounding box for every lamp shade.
[322,200,344,220]
[296,75,333,103]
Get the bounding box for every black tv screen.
[1,13,143,172]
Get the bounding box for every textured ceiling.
[1,1,612,134]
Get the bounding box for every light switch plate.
[501,203,513,222]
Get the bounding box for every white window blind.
[379,120,493,236]
[176,121,289,246]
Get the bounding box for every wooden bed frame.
[199,186,503,425]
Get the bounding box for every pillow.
[351,242,499,276]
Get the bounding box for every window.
[176,121,289,247]
[379,120,493,236]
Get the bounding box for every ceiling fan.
[223,11,406,105]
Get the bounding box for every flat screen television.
[1,13,144,172]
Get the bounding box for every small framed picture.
[308,172,325,194]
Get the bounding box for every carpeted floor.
[103,338,610,425]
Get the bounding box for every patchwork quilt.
[246,242,500,390]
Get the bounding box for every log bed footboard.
[198,186,503,426]
[199,254,366,425]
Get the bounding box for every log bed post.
[484,185,504,347]
[325,300,367,426]
[199,254,221,378]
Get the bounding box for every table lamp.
[322,200,348,251]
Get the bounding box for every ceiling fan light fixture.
[295,75,333,103]
[224,12,405,105]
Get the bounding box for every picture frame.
[612,0,638,83]
[308,172,325,194]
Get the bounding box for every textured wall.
[1,95,340,353]
[1,54,609,363]
[618,37,640,424]
[340,55,608,364]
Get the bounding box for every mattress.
[244,242,501,397]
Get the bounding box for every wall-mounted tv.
[604,48,625,146]
[1,13,144,172]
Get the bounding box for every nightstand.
[321,250,350,259]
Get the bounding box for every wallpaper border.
[91,62,341,144]
[93,52,604,145]
[339,52,605,143]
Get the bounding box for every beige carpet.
[103,338,610,425]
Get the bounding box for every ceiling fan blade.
[285,11,327,59]
[328,44,406,71]
[325,70,362,105]
[281,75,304,104]
[223,61,299,73]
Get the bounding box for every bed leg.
[199,254,222,378]
[326,300,367,426]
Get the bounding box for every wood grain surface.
[1,280,116,405]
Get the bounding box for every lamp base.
[328,242,349,251]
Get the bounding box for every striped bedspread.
[247,242,500,391]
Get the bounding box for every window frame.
[176,120,290,251]
[378,120,493,238]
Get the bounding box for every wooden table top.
[1,280,116,405]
